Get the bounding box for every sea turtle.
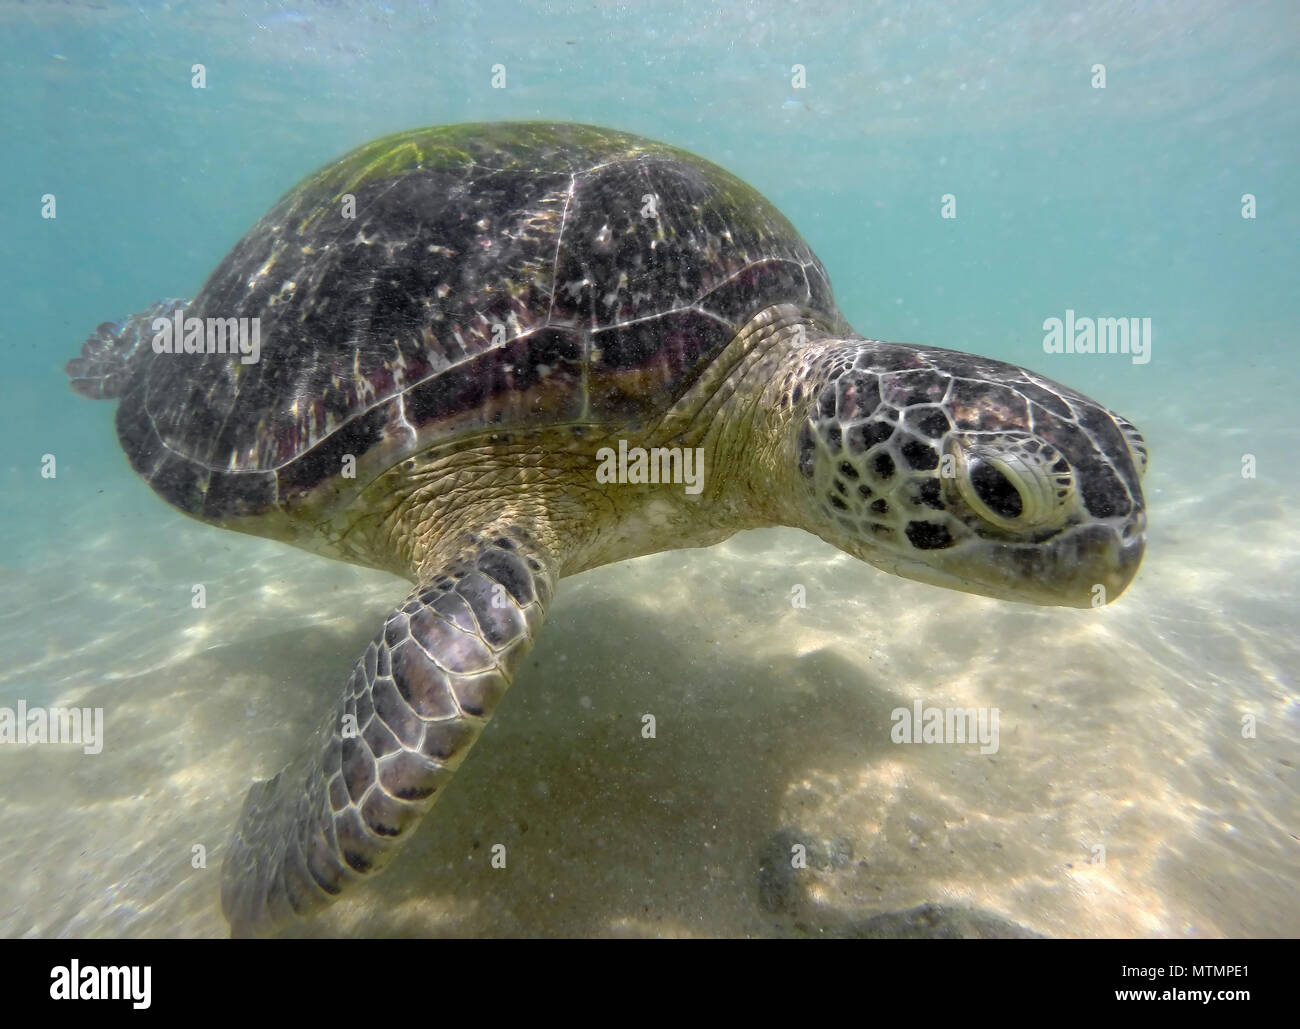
[66,122,1147,936]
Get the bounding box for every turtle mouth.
[1097,528,1146,604]
[864,521,1146,609]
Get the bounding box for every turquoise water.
[1,1,1296,937]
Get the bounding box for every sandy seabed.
[1,387,1296,939]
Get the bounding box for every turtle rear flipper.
[221,530,555,937]
[65,298,188,399]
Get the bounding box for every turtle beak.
[861,516,1147,609]
[1103,510,1147,603]
[1016,517,1147,608]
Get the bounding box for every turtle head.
[790,341,1147,608]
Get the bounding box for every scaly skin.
[221,526,556,936]
[221,304,1146,935]
[65,120,1148,937]
[219,313,793,936]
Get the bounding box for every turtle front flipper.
[220,531,555,937]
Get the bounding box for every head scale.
[793,341,1147,607]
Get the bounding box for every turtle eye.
[969,459,1023,520]
[949,434,1075,532]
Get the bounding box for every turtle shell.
[113,122,839,523]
